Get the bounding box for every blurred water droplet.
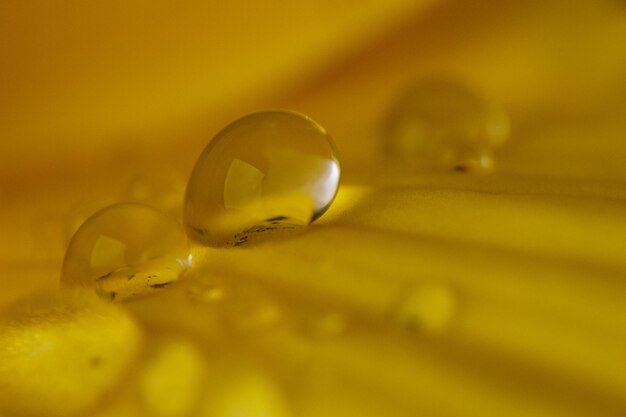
[391,283,457,333]
[140,338,207,417]
[186,275,229,306]
[202,287,225,302]
[384,78,509,174]
[201,370,291,417]
[225,284,282,333]
[125,167,186,219]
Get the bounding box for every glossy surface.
[384,79,509,172]
[184,110,341,247]
[61,203,191,300]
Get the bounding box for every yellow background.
[1,0,626,416]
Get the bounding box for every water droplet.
[202,287,225,302]
[184,110,341,247]
[63,197,114,244]
[201,370,291,417]
[140,339,207,417]
[125,167,185,218]
[391,283,457,333]
[186,274,229,305]
[232,301,282,333]
[384,78,509,173]
[0,290,141,417]
[61,203,191,301]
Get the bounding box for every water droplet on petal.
[391,283,457,333]
[64,197,114,244]
[61,203,191,301]
[184,110,341,247]
[224,284,282,333]
[140,338,207,417]
[385,78,509,173]
[202,370,291,417]
[125,167,186,218]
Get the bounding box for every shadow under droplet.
[227,219,307,248]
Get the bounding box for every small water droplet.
[224,285,282,332]
[61,203,191,301]
[184,110,341,247]
[201,370,291,417]
[202,287,225,302]
[140,339,207,417]
[125,167,185,218]
[391,283,457,333]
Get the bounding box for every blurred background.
[2,0,625,187]
[1,0,626,416]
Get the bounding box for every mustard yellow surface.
[1,1,626,416]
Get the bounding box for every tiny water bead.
[390,283,457,333]
[201,369,291,417]
[61,203,192,301]
[184,110,341,247]
[222,282,283,333]
[384,79,509,173]
[140,338,207,417]
[124,167,186,218]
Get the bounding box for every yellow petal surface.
[1,1,626,416]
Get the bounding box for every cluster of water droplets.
[2,85,507,415]
[58,110,341,301]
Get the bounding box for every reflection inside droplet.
[184,110,341,247]
[61,203,191,301]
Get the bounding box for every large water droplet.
[184,110,341,247]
